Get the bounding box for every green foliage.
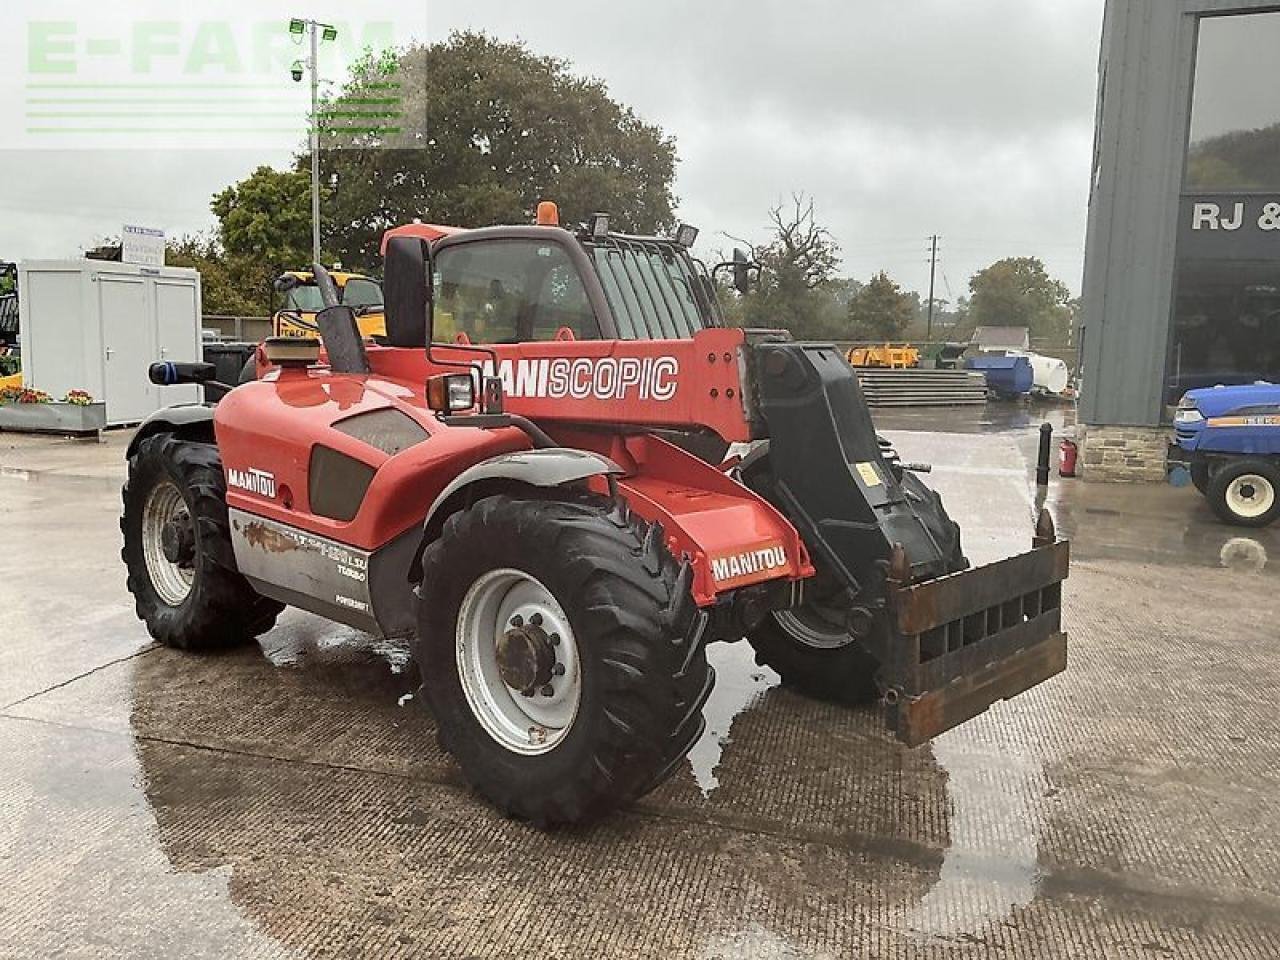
[847,271,916,341]
[0,264,15,298]
[315,32,679,270]
[165,235,272,317]
[966,256,1072,340]
[1187,123,1280,191]
[0,354,20,376]
[211,166,321,290]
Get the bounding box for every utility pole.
[926,235,940,340]
[289,18,338,266]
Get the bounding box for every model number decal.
[711,544,789,583]
[227,467,276,498]
[1208,415,1280,427]
[482,357,679,402]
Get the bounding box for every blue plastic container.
[965,355,1034,399]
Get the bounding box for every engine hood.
[1184,382,1280,418]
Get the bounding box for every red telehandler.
[122,207,1068,825]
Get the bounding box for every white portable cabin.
[18,260,202,425]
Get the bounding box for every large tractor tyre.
[1191,461,1212,496]
[743,463,967,706]
[121,434,283,651]
[1206,458,1280,528]
[415,494,713,827]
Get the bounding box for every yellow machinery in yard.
[846,344,920,369]
[273,271,386,339]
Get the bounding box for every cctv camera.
[291,62,304,83]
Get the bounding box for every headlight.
[1174,407,1204,424]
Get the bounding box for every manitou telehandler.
[122,205,1069,825]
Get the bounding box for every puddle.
[259,616,412,675]
[900,721,1047,942]
[1219,536,1268,572]
[686,642,780,797]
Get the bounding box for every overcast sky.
[0,0,1104,299]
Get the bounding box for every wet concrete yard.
[2,408,1279,958]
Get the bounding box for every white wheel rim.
[455,568,581,755]
[142,481,195,607]
[1227,475,1276,520]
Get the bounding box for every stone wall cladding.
[1079,424,1168,483]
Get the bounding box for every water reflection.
[900,725,1048,942]
[685,643,780,797]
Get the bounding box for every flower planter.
[0,402,107,436]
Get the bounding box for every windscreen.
[341,278,384,309]
[586,238,717,340]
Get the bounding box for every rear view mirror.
[732,248,753,296]
[383,236,432,348]
[713,248,760,296]
[273,273,301,294]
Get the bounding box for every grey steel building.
[1080,0,1280,479]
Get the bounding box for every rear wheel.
[121,434,282,650]
[415,495,713,826]
[1207,459,1280,527]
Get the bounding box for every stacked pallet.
[853,368,989,407]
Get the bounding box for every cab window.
[432,240,598,343]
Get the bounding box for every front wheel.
[747,595,885,705]
[415,495,713,826]
[1207,459,1280,527]
[121,434,282,650]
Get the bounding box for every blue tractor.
[1171,382,1280,527]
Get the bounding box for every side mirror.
[273,273,301,294]
[713,248,760,296]
[383,236,433,348]
[732,248,753,296]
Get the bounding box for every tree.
[847,271,916,341]
[314,32,678,270]
[966,257,1072,341]
[165,235,270,317]
[734,194,848,339]
[211,165,321,288]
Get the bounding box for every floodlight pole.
[309,20,321,265]
[290,17,335,264]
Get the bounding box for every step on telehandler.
[123,206,1069,825]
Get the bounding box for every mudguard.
[408,447,624,583]
[126,403,215,457]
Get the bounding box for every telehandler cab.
[123,206,1069,825]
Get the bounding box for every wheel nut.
[549,633,560,646]
[530,612,543,626]
[552,663,566,677]
[510,615,523,628]
[540,684,554,697]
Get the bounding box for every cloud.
[0,0,1102,295]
